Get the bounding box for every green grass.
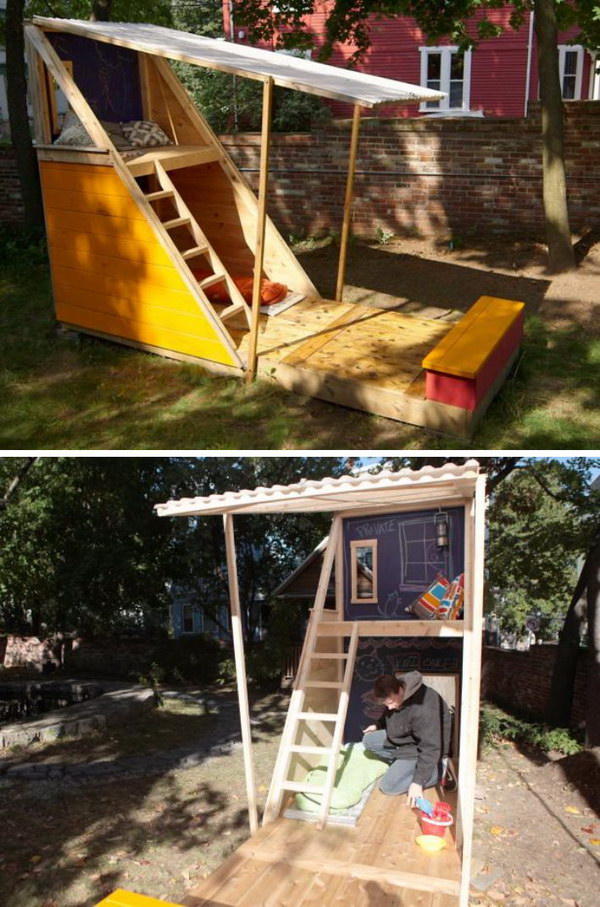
[479,702,583,755]
[1,261,599,449]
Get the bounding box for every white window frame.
[419,46,472,113]
[558,45,584,100]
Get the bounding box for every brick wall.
[481,644,587,729]
[2,102,599,237]
[221,101,600,240]
[0,148,25,225]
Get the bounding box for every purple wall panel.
[343,506,465,620]
[48,33,143,125]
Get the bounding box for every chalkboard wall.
[343,506,465,619]
[345,636,463,742]
[48,33,143,125]
[342,506,465,742]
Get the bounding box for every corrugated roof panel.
[31,18,446,108]
[155,460,481,517]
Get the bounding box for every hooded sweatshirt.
[375,671,452,786]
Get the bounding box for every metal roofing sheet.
[155,460,480,518]
[31,18,446,108]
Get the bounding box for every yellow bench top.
[422,295,525,380]
[95,890,184,907]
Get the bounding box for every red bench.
[422,295,525,412]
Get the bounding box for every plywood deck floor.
[227,299,472,435]
[182,788,461,907]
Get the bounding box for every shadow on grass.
[1,258,598,449]
[0,689,286,906]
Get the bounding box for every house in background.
[223,2,599,118]
[272,537,336,612]
[170,587,231,641]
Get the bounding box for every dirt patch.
[295,232,600,335]
[471,743,600,906]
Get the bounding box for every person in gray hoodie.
[362,671,452,806]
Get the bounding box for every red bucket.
[420,812,453,837]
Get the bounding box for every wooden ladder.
[141,160,252,329]
[263,615,359,830]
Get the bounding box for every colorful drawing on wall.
[343,506,465,620]
[345,636,462,742]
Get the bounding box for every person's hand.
[407,782,423,808]
[362,724,378,734]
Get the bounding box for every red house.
[223,3,599,118]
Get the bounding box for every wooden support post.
[223,513,259,834]
[335,103,361,302]
[246,76,273,382]
[24,33,51,144]
[458,475,486,907]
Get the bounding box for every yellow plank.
[40,161,133,196]
[55,301,237,367]
[52,266,203,315]
[45,208,160,244]
[47,226,176,269]
[43,186,148,221]
[49,246,189,292]
[421,296,524,379]
[94,889,184,907]
[53,282,217,337]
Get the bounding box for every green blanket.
[295,742,386,813]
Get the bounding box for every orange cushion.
[192,269,288,306]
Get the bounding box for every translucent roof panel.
[32,17,446,108]
[155,461,481,518]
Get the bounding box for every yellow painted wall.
[40,161,239,368]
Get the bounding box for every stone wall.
[0,635,156,677]
[221,101,600,240]
[1,635,63,672]
[0,148,25,225]
[481,644,587,729]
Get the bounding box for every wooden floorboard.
[183,789,460,906]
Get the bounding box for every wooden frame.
[156,462,485,907]
[349,538,378,604]
[26,20,518,436]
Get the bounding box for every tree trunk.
[91,0,112,21]
[5,0,44,230]
[534,0,576,273]
[586,538,600,746]
[547,528,600,731]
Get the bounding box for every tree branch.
[1,457,40,511]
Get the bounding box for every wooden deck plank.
[185,788,460,907]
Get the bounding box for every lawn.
[2,233,599,449]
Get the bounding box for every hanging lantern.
[435,512,449,548]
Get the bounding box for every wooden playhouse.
[26,18,524,437]
[99,459,487,907]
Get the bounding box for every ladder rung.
[289,745,333,755]
[198,272,225,288]
[220,302,247,322]
[297,712,339,722]
[162,216,190,230]
[316,625,348,635]
[309,653,349,659]
[182,245,209,261]
[281,781,325,794]
[145,189,174,202]
[304,681,344,688]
